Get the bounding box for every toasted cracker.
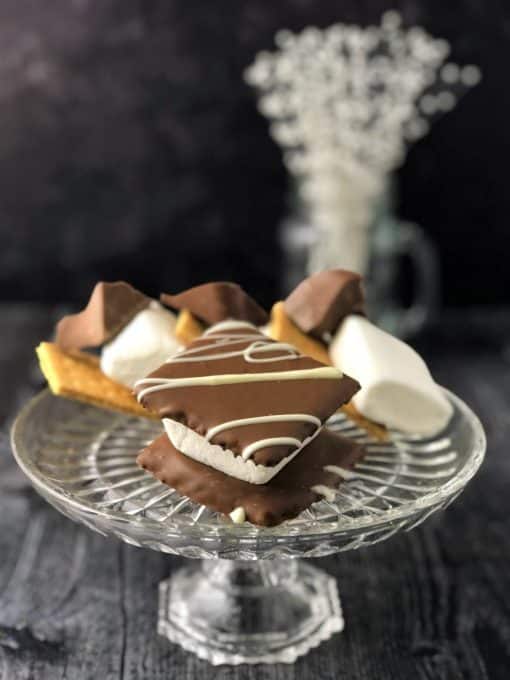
[269,302,387,441]
[175,309,205,346]
[36,342,157,419]
[269,302,331,365]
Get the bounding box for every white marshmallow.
[100,302,181,388]
[163,419,304,484]
[329,315,453,435]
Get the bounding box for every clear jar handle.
[390,221,440,338]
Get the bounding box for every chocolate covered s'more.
[277,268,452,437]
[269,270,387,441]
[37,281,181,416]
[138,429,364,527]
[135,320,359,485]
[56,281,152,351]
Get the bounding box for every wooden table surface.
[0,304,508,680]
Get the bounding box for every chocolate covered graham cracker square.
[134,320,359,484]
[137,429,364,527]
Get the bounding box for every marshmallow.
[100,302,181,388]
[163,419,308,484]
[329,316,453,435]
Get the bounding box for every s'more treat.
[56,281,152,351]
[138,428,364,527]
[269,273,386,440]
[135,320,360,484]
[37,281,181,417]
[277,269,453,436]
[55,281,181,389]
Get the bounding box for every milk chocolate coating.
[284,269,365,339]
[135,326,360,466]
[137,429,365,527]
[161,282,268,326]
[56,281,151,350]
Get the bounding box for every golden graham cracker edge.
[175,308,205,345]
[36,342,158,419]
[269,301,331,365]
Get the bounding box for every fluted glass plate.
[10,388,485,560]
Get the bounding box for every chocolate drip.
[161,282,268,326]
[284,269,365,339]
[56,281,151,350]
[137,429,365,527]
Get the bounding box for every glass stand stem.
[158,558,343,665]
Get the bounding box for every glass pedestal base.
[158,559,344,665]
[11,391,486,665]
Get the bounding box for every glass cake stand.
[11,389,485,666]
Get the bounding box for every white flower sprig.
[245,11,481,274]
[245,10,480,181]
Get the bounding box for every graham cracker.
[269,302,387,441]
[269,301,331,365]
[36,342,157,419]
[175,309,205,346]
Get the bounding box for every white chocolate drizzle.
[206,413,321,441]
[136,366,341,400]
[206,414,321,462]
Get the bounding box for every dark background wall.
[0,0,507,308]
